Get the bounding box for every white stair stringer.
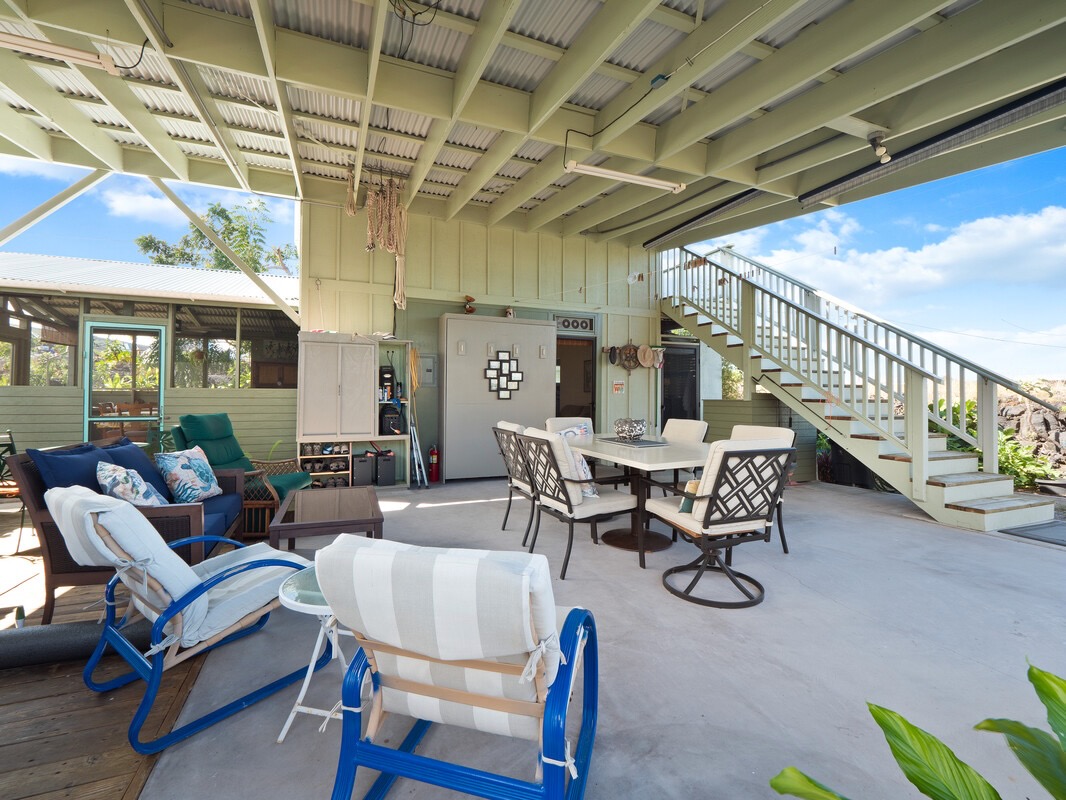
[662,298,1056,533]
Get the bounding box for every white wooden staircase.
[659,246,1057,533]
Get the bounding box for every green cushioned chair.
[171,413,311,509]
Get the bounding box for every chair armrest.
[213,468,245,497]
[643,476,707,500]
[243,468,280,504]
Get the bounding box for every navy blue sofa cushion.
[101,437,174,502]
[27,445,114,490]
[200,492,242,537]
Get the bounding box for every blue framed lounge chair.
[43,485,330,754]
[316,536,598,800]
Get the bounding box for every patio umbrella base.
[600,528,673,552]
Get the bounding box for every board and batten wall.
[0,387,296,459]
[704,394,817,483]
[299,202,662,451]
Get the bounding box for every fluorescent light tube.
[0,32,119,76]
[564,160,685,194]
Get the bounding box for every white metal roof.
[0,252,300,307]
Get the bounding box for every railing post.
[740,280,756,399]
[905,370,929,502]
[977,377,998,474]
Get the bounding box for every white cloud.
[100,187,187,226]
[0,154,89,181]
[915,323,1066,381]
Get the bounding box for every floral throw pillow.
[154,446,223,504]
[97,461,170,507]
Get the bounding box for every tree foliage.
[134,198,296,274]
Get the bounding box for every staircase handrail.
[684,246,1058,412]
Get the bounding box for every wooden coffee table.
[269,486,384,551]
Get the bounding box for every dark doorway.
[556,336,595,418]
[661,342,700,426]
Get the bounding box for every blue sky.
[1,147,1064,380]
[693,147,1066,382]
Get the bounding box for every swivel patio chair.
[172,412,312,532]
[42,485,327,754]
[493,422,537,544]
[517,428,636,579]
[729,424,796,552]
[316,535,598,800]
[644,440,794,608]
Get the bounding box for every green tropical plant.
[929,399,1057,489]
[135,198,297,274]
[770,663,1066,800]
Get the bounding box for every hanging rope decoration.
[364,177,410,310]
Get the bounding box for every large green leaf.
[975,718,1066,800]
[869,704,1001,800]
[1029,664,1066,749]
[769,767,853,799]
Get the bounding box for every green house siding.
[704,394,817,482]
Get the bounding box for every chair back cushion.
[101,437,173,501]
[729,424,796,446]
[177,413,247,468]
[316,536,559,740]
[662,418,708,443]
[521,427,584,508]
[27,444,114,490]
[495,420,525,434]
[691,439,791,526]
[43,485,208,637]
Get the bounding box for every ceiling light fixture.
[564,160,686,194]
[0,32,119,75]
[867,131,891,164]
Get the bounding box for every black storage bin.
[829,441,876,489]
[351,455,374,486]
[374,451,396,486]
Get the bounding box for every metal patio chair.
[43,485,328,754]
[729,425,797,552]
[316,535,598,800]
[644,440,794,608]
[493,422,538,545]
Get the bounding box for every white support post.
[977,377,998,474]
[905,371,929,502]
[740,281,756,399]
[0,169,109,246]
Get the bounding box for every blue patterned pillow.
[96,462,169,507]
[154,446,223,504]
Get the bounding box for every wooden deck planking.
[0,502,202,800]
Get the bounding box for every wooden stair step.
[945,495,1057,514]
[879,451,975,463]
[927,472,1013,488]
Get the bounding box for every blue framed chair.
[43,485,330,754]
[316,536,598,800]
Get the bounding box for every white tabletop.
[568,435,708,472]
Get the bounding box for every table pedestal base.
[600,528,673,552]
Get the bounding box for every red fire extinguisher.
[428,445,440,482]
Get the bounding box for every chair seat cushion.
[268,471,312,503]
[568,487,636,520]
[28,445,114,491]
[190,542,308,647]
[201,492,242,535]
[645,495,769,537]
[101,437,173,501]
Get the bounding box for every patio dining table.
[568,434,709,568]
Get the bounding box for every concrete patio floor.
[139,479,1065,799]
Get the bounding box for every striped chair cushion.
[316,536,562,741]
